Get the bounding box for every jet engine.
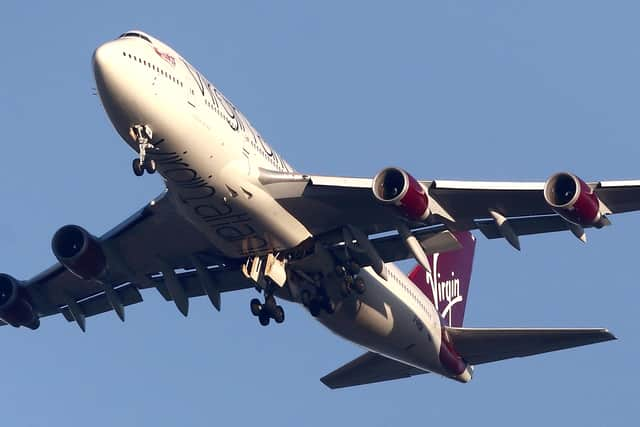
[544,172,608,228]
[0,274,39,329]
[52,225,107,280]
[372,167,430,221]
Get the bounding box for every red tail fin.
[408,231,476,327]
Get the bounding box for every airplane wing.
[446,327,616,365]
[320,351,428,389]
[2,190,252,331]
[267,171,640,242]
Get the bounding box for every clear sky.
[1,1,638,426]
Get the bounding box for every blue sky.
[1,1,638,426]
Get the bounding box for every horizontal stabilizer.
[321,351,428,389]
[446,327,615,365]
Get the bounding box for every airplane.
[0,29,636,388]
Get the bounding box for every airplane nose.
[92,45,104,74]
[92,43,111,83]
[92,42,120,98]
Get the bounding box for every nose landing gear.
[129,124,157,176]
[250,295,285,326]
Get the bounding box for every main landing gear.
[336,262,366,298]
[129,124,157,176]
[301,287,336,318]
[242,255,288,327]
[250,294,285,326]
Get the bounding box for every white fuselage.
[316,264,447,375]
[94,34,312,259]
[93,31,467,382]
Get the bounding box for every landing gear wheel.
[264,295,277,315]
[250,298,262,316]
[132,158,144,176]
[144,158,157,174]
[324,299,336,314]
[309,299,322,317]
[274,306,285,324]
[301,290,311,307]
[347,261,361,275]
[340,281,350,297]
[352,277,366,295]
[258,311,270,326]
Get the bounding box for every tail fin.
[408,231,476,327]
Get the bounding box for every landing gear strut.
[129,124,157,176]
[337,263,366,297]
[250,294,285,327]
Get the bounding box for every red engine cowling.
[0,274,39,329]
[544,172,608,228]
[372,167,430,221]
[51,225,107,280]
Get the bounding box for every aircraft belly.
[317,271,440,371]
[151,112,310,258]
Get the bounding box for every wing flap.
[320,352,428,389]
[446,327,616,365]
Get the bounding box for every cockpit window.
[119,32,151,43]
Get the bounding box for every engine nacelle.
[52,225,107,280]
[0,274,39,329]
[372,167,430,221]
[544,172,608,228]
